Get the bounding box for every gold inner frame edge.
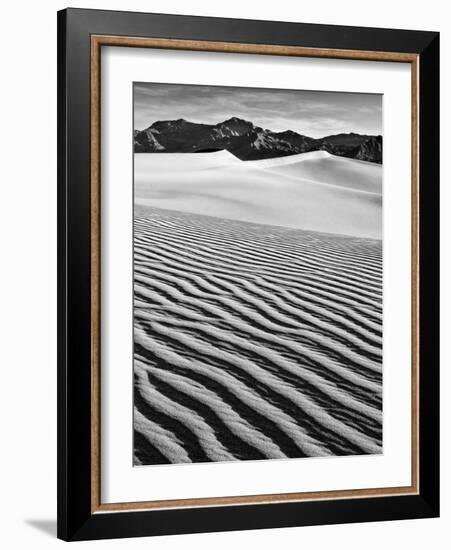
[90,35,420,514]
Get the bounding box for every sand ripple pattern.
[133,207,383,465]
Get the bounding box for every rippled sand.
[133,207,382,465]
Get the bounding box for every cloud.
[134,82,382,138]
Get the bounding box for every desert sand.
[134,208,382,465]
[134,150,382,239]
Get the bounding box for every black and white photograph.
[132,82,383,466]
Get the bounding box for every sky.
[134,82,382,139]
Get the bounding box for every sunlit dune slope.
[134,150,382,238]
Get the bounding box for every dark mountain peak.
[150,119,170,127]
[276,129,299,137]
[220,116,251,125]
[319,133,382,163]
[274,129,311,141]
[149,118,200,132]
[172,118,196,127]
[212,117,256,139]
[355,135,383,163]
[217,117,254,130]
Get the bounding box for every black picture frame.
[57,7,439,541]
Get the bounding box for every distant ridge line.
[134,116,383,164]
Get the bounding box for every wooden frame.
[58,7,439,541]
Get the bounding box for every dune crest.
[134,151,382,239]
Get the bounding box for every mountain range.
[134,117,382,163]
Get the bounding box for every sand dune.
[251,150,382,193]
[133,208,382,466]
[134,151,382,238]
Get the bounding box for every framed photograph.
[57,8,439,541]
